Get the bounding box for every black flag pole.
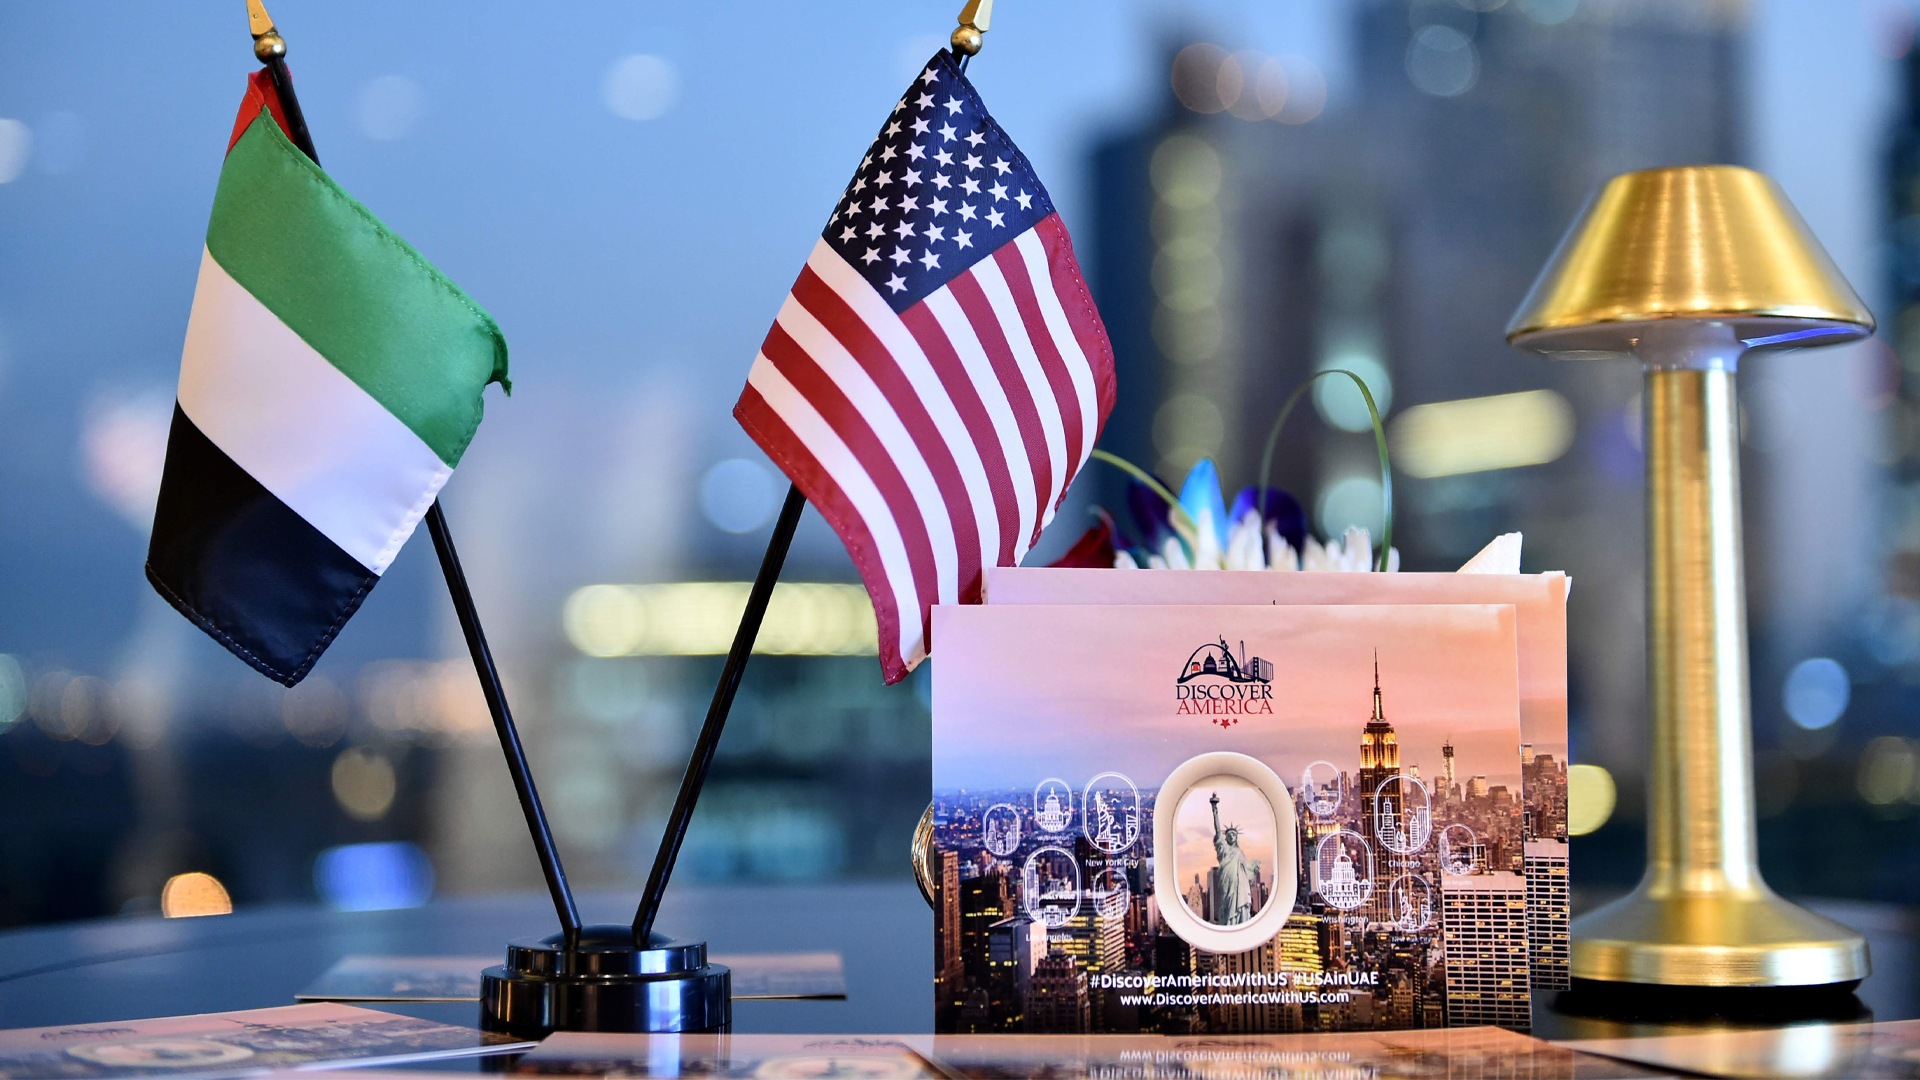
[628,0,996,941]
[632,484,804,940]
[244,1,581,944]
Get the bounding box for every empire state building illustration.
[1359,652,1402,916]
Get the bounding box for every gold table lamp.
[1509,165,1872,989]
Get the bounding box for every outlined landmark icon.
[1021,846,1081,929]
[1082,771,1141,854]
[1440,824,1480,877]
[1315,830,1375,912]
[1389,873,1435,931]
[982,803,1021,857]
[1033,778,1073,833]
[1301,760,1343,820]
[1374,774,1433,855]
[1090,866,1129,920]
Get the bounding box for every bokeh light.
[1315,474,1386,539]
[1406,26,1479,97]
[0,654,25,732]
[1275,56,1327,124]
[604,54,680,121]
[1152,394,1225,463]
[314,841,434,911]
[1312,350,1393,433]
[0,118,31,183]
[160,872,232,918]
[80,389,172,530]
[1857,736,1919,806]
[563,582,878,658]
[1783,657,1850,730]
[1516,0,1579,25]
[1171,43,1231,114]
[1566,764,1617,835]
[331,747,398,822]
[356,75,425,142]
[700,457,780,534]
[1390,389,1576,478]
[284,677,349,748]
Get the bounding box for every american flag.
[736,50,1116,684]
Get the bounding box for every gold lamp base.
[1572,888,1868,988]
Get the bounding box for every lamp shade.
[1507,165,1873,353]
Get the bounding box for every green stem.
[1255,370,1394,572]
[1090,448,1199,548]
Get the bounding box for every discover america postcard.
[929,602,1529,1035]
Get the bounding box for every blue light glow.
[314,841,435,911]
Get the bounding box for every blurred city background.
[2,0,1917,928]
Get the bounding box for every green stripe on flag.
[205,113,509,468]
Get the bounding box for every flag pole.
[632,484,805,939]
[629,0,995,942]
[245,0,581,944]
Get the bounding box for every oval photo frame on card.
[1153,751,1298,954]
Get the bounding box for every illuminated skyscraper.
[959,871,1012,991]
[934,849,964,1023]
[1358,656,1401,919]
[1523,839,1570,990]
[1026,952,1091,1033]
[1440,871,1532,1030]
[1211,939,1302,1032]
[988,914,1047,1031]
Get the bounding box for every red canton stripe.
[735,215,1114,682]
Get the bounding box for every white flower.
[1225,510,1267,571]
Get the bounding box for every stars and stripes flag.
[735,50,1117,684]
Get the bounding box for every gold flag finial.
[952,0,993,57]
[248,0,286,61]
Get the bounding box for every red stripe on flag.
[992,243,1087,501]
[900,303,1021,571]
[227,69,295,154]
[792,267,984,605]
[1035,214,1118,429]
[759,320,941,654]
[734,387,911,682]
[947,270,1056,534]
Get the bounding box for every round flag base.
[479,924,731,1037]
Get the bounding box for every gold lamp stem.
[1645,338,1759,896]
[1568,322,1869,988]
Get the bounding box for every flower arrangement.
[1051,457,1398,573]
[1049,370,1521,575]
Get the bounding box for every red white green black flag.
[147,72,510,686]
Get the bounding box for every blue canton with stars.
[823,50,1056,313]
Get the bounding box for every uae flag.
[147,72,509,686]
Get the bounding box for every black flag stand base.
[478,928,732,1038]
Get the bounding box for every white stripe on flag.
[774,294,960,605]
[746,354,922,665]
[176,248,450,575]
[969,253,1069,528]
[804,243,1002,583]
[920,287,1040,561]
[1013,230,1100,470]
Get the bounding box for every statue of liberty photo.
[1209,792,1260,925]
